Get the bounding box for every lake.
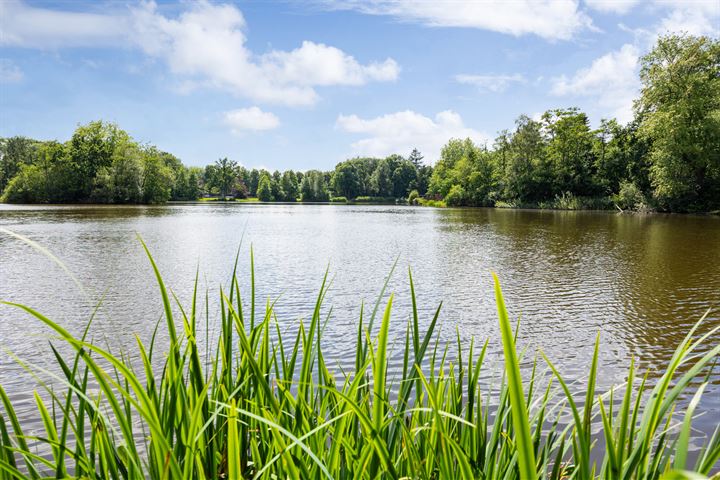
[1,203,719,449]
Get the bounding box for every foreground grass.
[1,243,719,479]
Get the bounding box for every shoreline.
[2,200,719,216]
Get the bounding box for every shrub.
[407,189,419,205]
[352,196,396,204]
[614,181,648,211]
[0,164,47,203]
[444,184,466,206]
[330,196,347,203]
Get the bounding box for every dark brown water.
[1,204,719,450]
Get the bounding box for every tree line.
[428,34,719,213]
[0,127,433,204]
[1,34,718,212]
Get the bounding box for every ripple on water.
[1,204,719,444]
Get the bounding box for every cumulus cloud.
[455,74,526,93]
[0,0,400,106]
[551,44,640,122]
[655,7,719,36]
[0,59,23,83]
[325,0,594,40]
[224,107,280,133]
[336,110,488,162]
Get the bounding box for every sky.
[1,0,718,170]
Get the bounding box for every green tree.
[300,170,329,202]
[68,121,126,199]
[214,158,239,198]
[257,173,274,202]
[408,148,424,168]
[332,162,362,199]
[428,138,477,198]
[637,34,720,211]
[271,170,284,201]
[392,160,417,198]
[542,108,596,196]
[0,136,36,192]
[370,159,393,196]
[504,115,548,202]
[142,149,173,204]
[281,170,299,201]
[0,164,47,203]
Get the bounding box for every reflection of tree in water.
[433,208,720,383]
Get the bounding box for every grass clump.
[1,242,719,479]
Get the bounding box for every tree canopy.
[1,35,717,212]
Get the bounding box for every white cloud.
[655,7,719,37]
[0,59,23,83]
[336,110,488,162]
[0,0,399,106]
[551,44,640,122]
[224,107,280,133]
[619,0,719,44]
[583,0,641,14]
[260,41,399,86]
[0,0,128,48]
[455,74,526,92]
[326,0,594,40]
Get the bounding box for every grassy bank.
[1,243,719,479]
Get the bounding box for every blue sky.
[1,0,718,169]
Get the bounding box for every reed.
[1,240,718,479]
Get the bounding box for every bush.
[552,191,582,210]
[407,189,419,205]
[444,184,466,206]
[613,181,648,211]
[352,196,396,204]
[416,198,446,207]
[330,196,347,203]
[0,164,47,203]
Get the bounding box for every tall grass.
[1,241,719,479]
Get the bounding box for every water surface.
[1,204,719,448]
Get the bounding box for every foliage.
[444,184,466,206]
[300,170,330,202]
[2,36,717,212]
[613,181,647,211]
[281,170,299,201]
[214,158,239,199]
[1,245,718,479]
[637,34,720,212]
[407,189,419,205]
[330,196,347,203]
[425,36,719,213]
[256,173,274,202]
[0,164,47,203]
[1,122,203,204]
[352,196,396,204]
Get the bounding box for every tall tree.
[0,136,36,192]
[408,148,424,168]
[214,157,239,198]
[257,172,273,202]
[637,34,720,211]
[281,170,299,201]
[332,162,361,199]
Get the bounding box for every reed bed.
[1,240,719,479]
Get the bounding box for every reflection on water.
[1,204,719,443]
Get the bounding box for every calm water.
[1,204,719,447]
